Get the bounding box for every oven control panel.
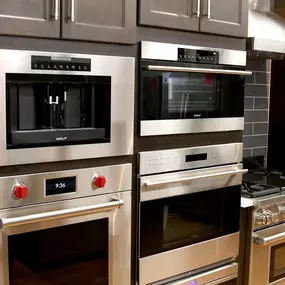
[0,164,131,209]
[178,48,219,64]
[31,55,91,71]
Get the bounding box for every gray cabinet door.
[0,0,60,38]
[62,0,136,44]
[139,0,199,32]
[200,0,248,37]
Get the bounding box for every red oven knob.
[13,184,29,199]
[93,175,107,188]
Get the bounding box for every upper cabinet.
[139,0,199,32]
[200,0,248,37]
[61,0,136,44]
[0,0,136,44]
[0,0,60,38]
[139,0,248,38]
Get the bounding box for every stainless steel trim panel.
[141,41,247,66]
[0,50,135,166]
[147,65,252,76]
[169,262,238,285]
[140,118,244,136]
[139,233,239,285]
[254,223,285,246]
[140,164,244,201]
[139,143,243,175]
[0,191,132,285]
[0,163,131,209]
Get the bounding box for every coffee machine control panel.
[31,55,91,71]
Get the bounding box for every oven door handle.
[146,65,253,76]
[144,169,248,188]
[0,199,124,229]
[254,228,285,246]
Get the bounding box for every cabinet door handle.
[203,0,211,18]
[68,0,75,22]
[51,0,59,21]
[193,0,201,18]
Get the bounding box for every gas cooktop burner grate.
[242,181,280,198]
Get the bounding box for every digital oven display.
[45,176,76,196]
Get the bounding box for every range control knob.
[265,210,280,223]
[271,212,280,223]
[93,175,107,188]
[255,213,267,225]
[13,184,29,199]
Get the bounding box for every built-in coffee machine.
[0,50,135,165]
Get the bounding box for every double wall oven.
[137,143,246,284]
[0,163,132,285]
[0,49,134,165]
[139,41,251,136]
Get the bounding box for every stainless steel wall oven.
[137,143,246,284]
[0,50,135,166]
[0,163,132,285]
[139,41,251,136]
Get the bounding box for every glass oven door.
[252,223,285,285]
[140,186,240,258]
[138,164,243,285]
[0,192,131,285]
[140,61,247,136]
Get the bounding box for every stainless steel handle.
[0,199,123,229]
[68,0,75,22]
[254,230,285,246]
[203,0,211,18]
[147,65,252,76]
[144,169,248,188]
[193,0,201,17]
[51,0,59,21]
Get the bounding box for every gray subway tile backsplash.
[243,148,252,158]
[245,84,268,97]
[244,110,268,123]
[244,123,253,136]
[244,97,254,110]
[243,59,271,160]
[252,147,267,158]
[255,72,270,85]
[253,122,268,135]
[254,98,269,110]
[243,135,268,148]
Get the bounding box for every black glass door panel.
[6,74,111,149]
[140,62,244,121]
[270,242,285,283]
[140,186,240,258]
[8,219,108,285]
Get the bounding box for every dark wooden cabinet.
[139,0,199,32]
[200,0,248,37]
[62,0,136,44]
[0,0,60,38]
[139,0,248,38]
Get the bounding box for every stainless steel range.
[0,49,135,166]
[137,143,246,285]
[242,162,285,285]
[0,163,132,285]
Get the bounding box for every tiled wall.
[243,59,271,162]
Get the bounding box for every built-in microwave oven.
[139,41,252,137]
[0,50,135,166]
